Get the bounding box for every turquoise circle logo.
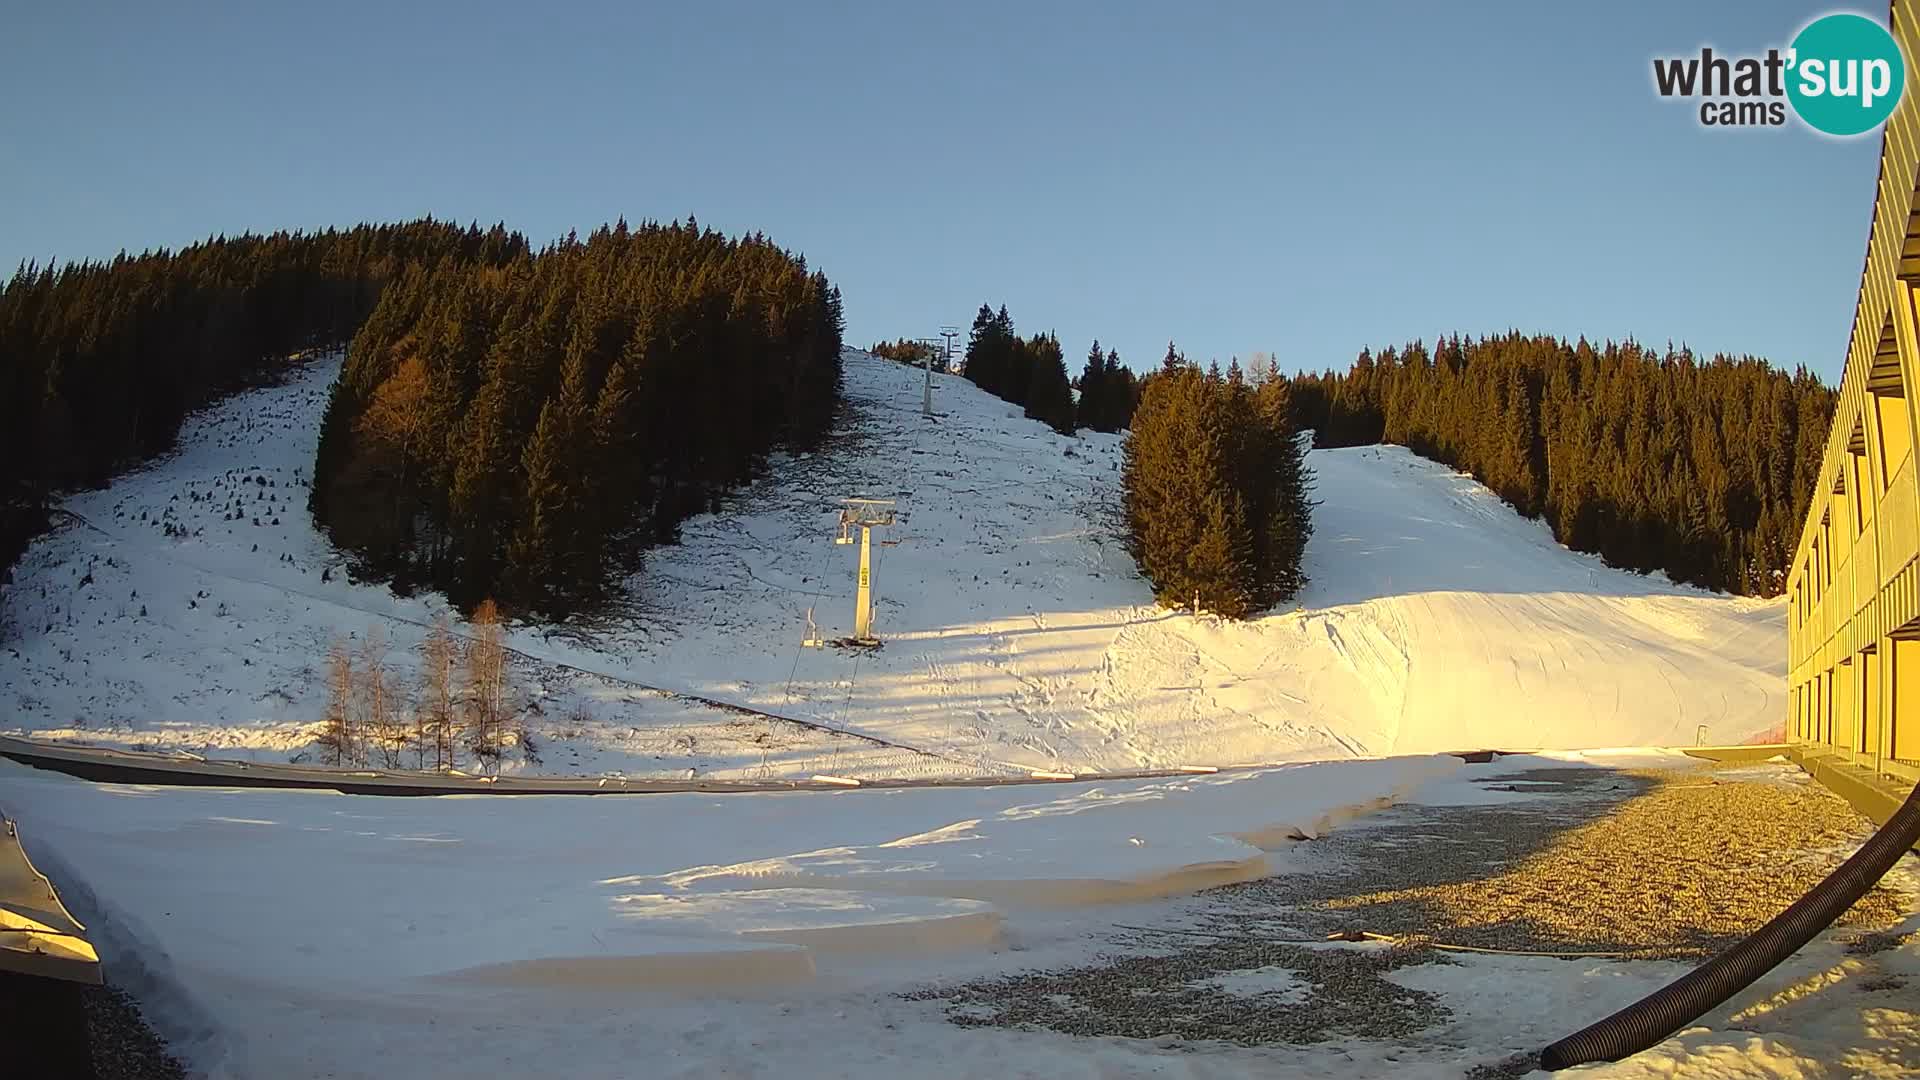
[1787,13,1906,136]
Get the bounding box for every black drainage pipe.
[1539,778,1920,1070]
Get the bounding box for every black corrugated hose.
[1538,778,1920,1070]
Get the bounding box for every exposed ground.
[1297,763,1907,958]
[908,759,1914,1051]
[83,984,187,1080]
[0,973,184,1080]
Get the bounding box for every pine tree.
[1024,333,1076,435]
[1076,340,1107,432]
[505,353,595,612]
[1104,349,1138,430]
[1000,308,1032,407]
[1253,376,1314,603]
[1188,491,1253,618]
[963,304,1000,394]
[1122,364,1309,618]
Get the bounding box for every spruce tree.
[1104,349,1137,430]
[1254,376,1314,602]
[1188,491,1254,617]
[1024,333,1075,435]
[964,303,1005,398]
[1122,364,1310,618]
[1001,309,1032,408]
[1077,340,1107,432]
[505,399,575,610]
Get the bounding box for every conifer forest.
[0,220,529,585]
[310,220,845,614]
[0,231,1832,619]
[1286,334,1835,596]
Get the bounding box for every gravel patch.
[83,983,187,1080]
[1845,927,1913,956]
[904,938,1452,1045]
[0,975,183,1080]
[906,761,1915,1048]
[1246,764,1911,959]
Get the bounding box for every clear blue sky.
[0,1,1884,382]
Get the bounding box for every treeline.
[311,219,845,615]
[961,304,1074,434]
[1123,348,1313,618]
[0,220,528,584]
[871,337,947,371]
[960,304,1141,434]
[1287,333,1835,596]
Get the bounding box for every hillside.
[0,350,1785,778]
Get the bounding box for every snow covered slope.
[0,349,1786,778]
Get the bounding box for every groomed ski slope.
[0,349,1784,778]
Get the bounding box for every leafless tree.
[361,627,406,768]
[464,599,507,774]
[316,637,357,766]
[1245,351,1280,388]
[419,614,458,771]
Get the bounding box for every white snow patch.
[1192,965,1311,1002]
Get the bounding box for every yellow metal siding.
[1896,639,1920,758]
[1788,1,1920,777]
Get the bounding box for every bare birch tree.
[317,637,356,766]
[419,614,458,771]
[361,626,406,768]
[464,599,507,774]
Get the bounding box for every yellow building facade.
[1788,3,1920,784]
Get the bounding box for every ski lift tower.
[934,326,960,414]
[917,337,941,417]
[939,326,960,374]
[835,498,895,644]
